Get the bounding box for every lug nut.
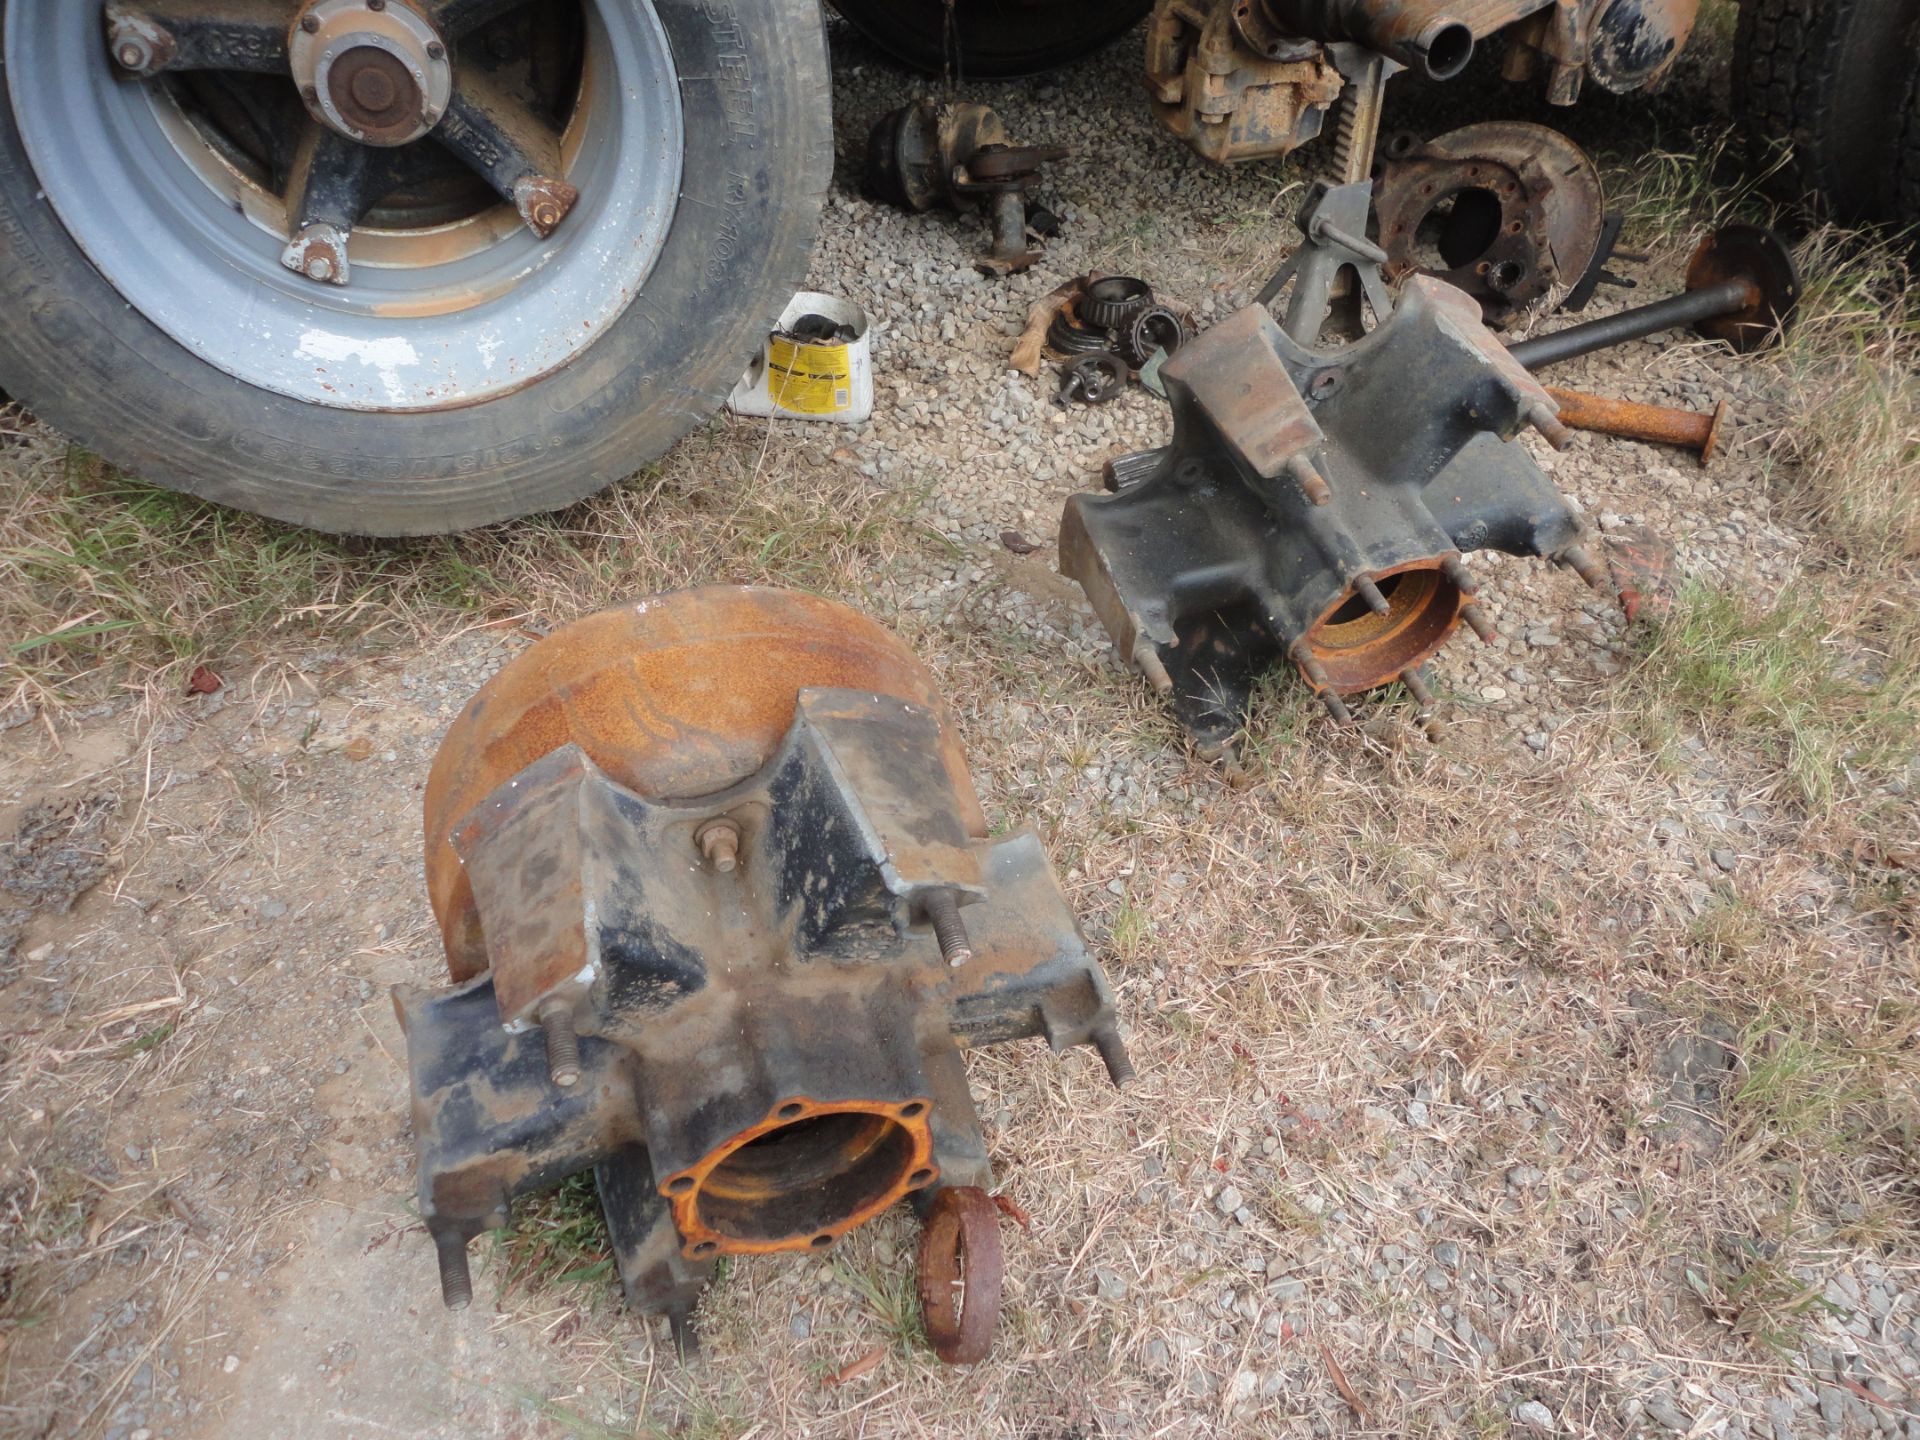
[696,818,740,873]
[923,888,973,968]
[536,997,581,1089]
[301,13,320,31]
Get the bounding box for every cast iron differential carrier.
[867,100,1068,275]
[396,588,1128,1361]
[1061,257,1615,757]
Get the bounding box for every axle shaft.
[1507,278,1757,371]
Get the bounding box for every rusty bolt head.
[107,19,166,75]
[512,175,580,239]
[427,39,445,59]
[367,0,386,9]
[696,818,741,873]
[301,13,321,32]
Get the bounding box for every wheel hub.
[290,0,452,147]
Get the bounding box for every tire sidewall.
[0,0,831,535]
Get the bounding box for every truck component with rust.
[0,2,1909,537]
[834,0,1917,223]
[1058,224,1619,755]
[397,587,1130,1359]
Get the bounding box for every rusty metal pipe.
[1544,387,1730,467]
[1506,278,1758,370]
[1259,0,1478,79]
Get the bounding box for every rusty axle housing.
[398,589,1127,1352]
[1062,277,1602,754]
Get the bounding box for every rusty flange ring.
[916,1185,1005,1365]
[1374,122,1605,324]
[1301,561,1468,695]
[1684,224,1801,354]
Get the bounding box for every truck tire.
[830,0,1154,78]
[1898,65,1920,224]
[0,0,831,536]
[1733,0,1920,223]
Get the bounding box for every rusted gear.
[1078,276,1155,332]
[404,588,1128,1355]
[1122,305,1190,367]
[1374,122,1605,324]
[917,1186,1006,1366]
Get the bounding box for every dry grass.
[0,410,928,714]
[1767,229,1920,565]
[5,25,1920,1437]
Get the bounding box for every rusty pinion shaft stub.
[1062,265,1613,758]
[395,588,1126,1359]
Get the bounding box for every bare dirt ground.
[3,14,1918,1440]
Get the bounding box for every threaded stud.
[924,889,973,968]
[436,1231,473,1311]
[537,997,580,1089]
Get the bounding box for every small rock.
[1216,1186,1244,1216]
[1096,1268,1128,1302]
[789,1312,810,1340]
[223,1355,240,1374]
[1143,1338,1171,1370]
[1712,848,1738,873]
[1819,1386,1847,1427]
[1423,1266,1450,1292]
[1643,1393,1690,1432]
[1513,1400,1555,1433]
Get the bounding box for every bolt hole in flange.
[1412,187,1505,273]
[1304,566,1464,694]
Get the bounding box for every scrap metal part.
[866,100,1068,274]
[399,588,1128,1359]
[1144,0,1699,164]
[1060,276,1614,756]
[1373,121,1606,323]
[1506,224,1801,370]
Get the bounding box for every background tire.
[0,0,831,537]
[1733,0,1920,223]
[829,0,1154,78]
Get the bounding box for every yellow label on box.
[765,338,854,416]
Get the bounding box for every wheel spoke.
[421,0,528,41]
[104,0,294,77]
[434,68,578,238]
[280,122,387,285]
